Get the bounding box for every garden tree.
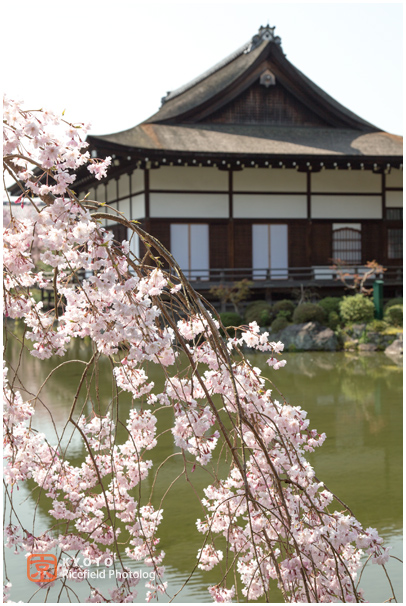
[3,97,396,603]
[209,279,253,314]
[330,259,386,295]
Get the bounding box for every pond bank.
[262,321,403,359]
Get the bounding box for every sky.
[2,2,403,137]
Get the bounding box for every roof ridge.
[160,25,281,106]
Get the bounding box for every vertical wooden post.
[381,172,386,220]
[306,170,312,269]
[144,168,150,220]
[228,170,234,276]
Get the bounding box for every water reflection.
[4,325,403,603]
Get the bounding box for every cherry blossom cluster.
[4,367,166,602]
[3,98,392,603]
[167,322,391,602]
[4,94,111,198]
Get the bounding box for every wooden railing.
[35,266,402,302]
[173,266,402,287]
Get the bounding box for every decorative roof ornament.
[260,68,276,87]
[160,25,281,105]
[246,25,282,53]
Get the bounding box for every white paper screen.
[170,224,209,280]
[252,224,288,279]
[270,225,288,278]
[190,224,209,279]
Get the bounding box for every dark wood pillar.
[306,170,312,267]
[144,168,150,220]
[306,170,311,219]
[381,172,386,220]
[228,170,234,273]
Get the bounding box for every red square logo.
[27,554,58,583]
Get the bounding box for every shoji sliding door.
[252,224,288,279]
[170,224,209,280]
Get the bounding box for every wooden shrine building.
[76,25,403,296]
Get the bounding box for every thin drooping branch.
[3,97,396,604]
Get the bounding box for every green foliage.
[259,308,272,327]
[292,303,326,325]
[276,310,292,320]
[31,288,43,304]
[245,299,269,314]
[272,299,295,320]
[244,300,272,326]
[270,316,289,333]
[334,328,345,349]
[358,330,370,344]
[339,295,375,324]
[384,304,403,327]
[219,312,243,332]
[384,297,403,311]
[319,297,342,316]
[367,319,388,333]
[328,311,340,331]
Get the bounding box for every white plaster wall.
[311,196,381,219]
[96,184,106,203]
[150,166,228,191]
[233,195,307,218]
[233,168,306,192]
[106,179,117,202]
[386,169,403,188]
[131,170,144,194]
[120,198,131,219]
[105,202,118,226]
[86,187,96,201]
[311,170,381,193]
[386,190,403,208]
[150,193,229,218]
[118,174,131,198]
[128,227,139,260]
[131,193,145,219]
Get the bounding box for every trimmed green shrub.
[271,316,289,333]
[292,303,326,325]
[339,295,375,324]
[328,311,340,331]
[219,312,243,336]
[272,299,295,320]
[384,304,403,327]
[244,300,272,325]
[367,319,388,333]
[245,299,267,314]
[319,297,342,316]
[259,308,272,326]
[384,297,403,311]
[276,310,292,320]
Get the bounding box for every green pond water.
[4,330,403,603]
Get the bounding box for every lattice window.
[332,227,361,264]
[386,207,403,220]
[388,228,403,259]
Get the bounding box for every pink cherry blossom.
[3,97,394,604]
